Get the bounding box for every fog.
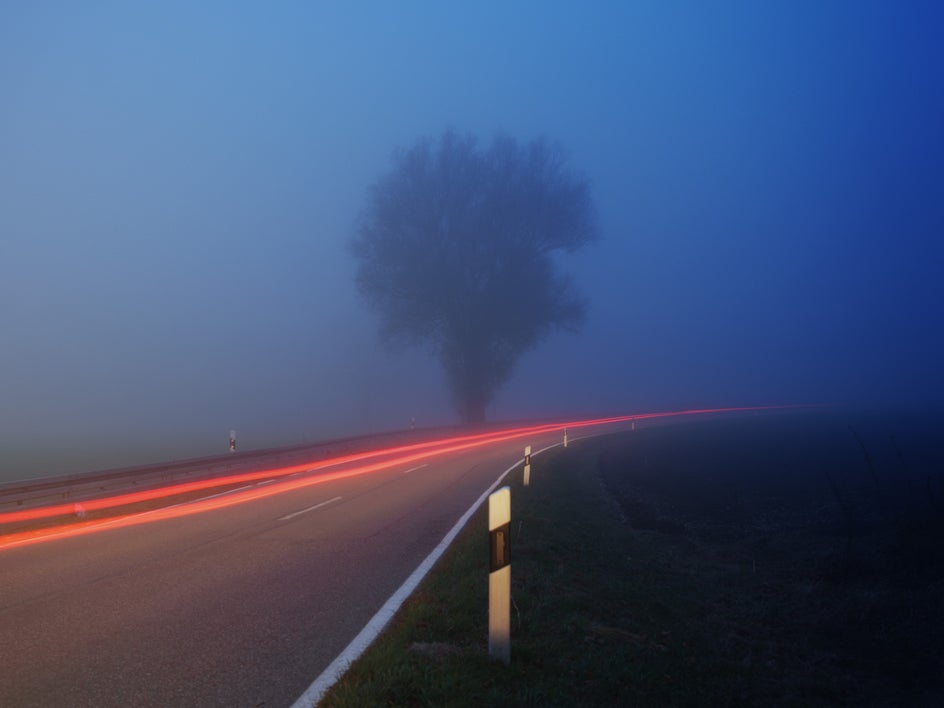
[2,3,942,479]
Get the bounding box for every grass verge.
[319,436,743,706]
[319,413,944,705]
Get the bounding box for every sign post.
[488,486,511,665]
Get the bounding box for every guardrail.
[0,425,468,521]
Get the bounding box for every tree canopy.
[352,130,597,424]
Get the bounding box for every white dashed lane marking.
[278,496,343,522]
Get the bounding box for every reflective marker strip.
[489,521,510,572]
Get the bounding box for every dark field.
[595,408,944,705]
[320,407,944,706]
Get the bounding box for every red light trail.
[0,406,796,551]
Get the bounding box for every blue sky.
[2,2,942,477]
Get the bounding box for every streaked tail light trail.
[0,406,794,550]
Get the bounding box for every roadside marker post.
[523,445,531,487]
[563,429,568,448]
[488,486,511,665]
[229,430,237,452]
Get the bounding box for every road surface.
[0,410,771,706]
[0,420,629,707]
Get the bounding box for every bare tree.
[352,130,597,424]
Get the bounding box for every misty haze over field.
[2,3,942,479]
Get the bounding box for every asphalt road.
[0,425,592,707]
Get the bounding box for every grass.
[319,437,746,707]
[320,412,944,706]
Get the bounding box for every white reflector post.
[563,429,568,448]
[488,486,511,665]
[523,445,532,487]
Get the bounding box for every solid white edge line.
[279,496,343,522]
[290,440,563,708]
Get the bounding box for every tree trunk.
[462,396,487,426]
